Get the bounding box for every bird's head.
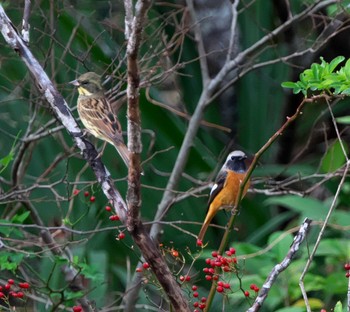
[224,150,248,173]
[69,72,103,96]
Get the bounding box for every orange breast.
[210,170,249,211]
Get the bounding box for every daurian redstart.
[197,150,250,242]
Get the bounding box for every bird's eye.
[80,80,88,85]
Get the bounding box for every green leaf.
[328,56,345,72]
[334,301,343,312]
[336,115,350,124]
[264,195,328,221]
[321,140,348,173]
[0,131,21,174]
[267,231,294,262]
[11,211,31,224]
[281,81,298,89]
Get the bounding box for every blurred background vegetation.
[0,0,350,311]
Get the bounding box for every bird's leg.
[96,141,107,159]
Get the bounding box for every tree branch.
[247,218,312,312]
[0,3,128,229]
[123,0,191,310]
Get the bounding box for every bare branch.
[247,218,312,312]
[299,98,350,312]
[123,0,191,310]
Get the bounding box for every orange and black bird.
[70,72,130,168]
[197,150,250,243]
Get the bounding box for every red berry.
[213,275,219,281]
[346,272,350,278]
[0,292,4,298]
[105,205,112,212]
[8,279,14,285]
[73,189,79,195]
[0,286,2,291]
[232,257,237,264]
[9,291,17,297]
[185,275,191,281]
[199,303,206,309]
[90,196,96,202]
[205,258,211,265]
[5,284,11,290]
[72,306,83,312]
[223,283,230,289]
[193,301,199,307]
[142,262,150,269]
[229,247,236,254]
[211,251,218,257]
[201,297,207,302]
[344,263,350,271]
[205,275,212,281]
[16,291,24,298]
[193,291,199,298]
[18,282,30,289]
[135,267,143,273]
[203,267,209,273]
[192,285,198,291]
[84,191,89,197]
[109,215,120,221]
[217,281,224,287]
[250,284,256,290]
[225,251,232,256]
[179,275,185,282]
[216,286,224,293]
[196,239,203,246]
[244,290,250,297]
[214,261,222,267]
[208,268,215,274]
[223,265,231,272]
[118,232,125,240]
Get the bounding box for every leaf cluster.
[282,56,350,96]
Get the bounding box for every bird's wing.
[79,96,124,145]
[207,169,227,207]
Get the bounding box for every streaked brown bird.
[197,150,250,243]
[70,72,130,168]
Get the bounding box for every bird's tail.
[115,143,130,169]
[197,205,216,242]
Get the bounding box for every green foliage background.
[0,0,350,311]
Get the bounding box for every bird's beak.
[69,79,80,87]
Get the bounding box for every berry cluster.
[344,263,350,278]
[202,248,237,292]
[105,205,125,240]
[72,189,96,203]
[0,279,30,304]
[191,285,207,311]
[202,248,260,299]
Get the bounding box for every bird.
[69,72,130,168]
[197,150,250,243]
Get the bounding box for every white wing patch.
[210,183,218,196]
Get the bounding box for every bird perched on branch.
[197,150,250,243]
[70,72,130,168]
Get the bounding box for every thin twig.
[299,97,350,311]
